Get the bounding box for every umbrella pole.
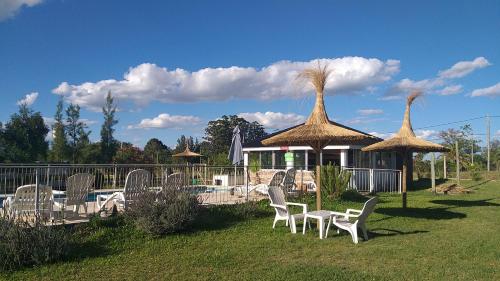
[316,149,321,211]
[402,151,407,209]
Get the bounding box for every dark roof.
[243,120,382,148]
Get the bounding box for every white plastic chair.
[97,169,150,212]
[327,197,378,244]
[281,168,297,194]
[4,184,54,221]
[54,173,94,215]
[267,186,309,234]
[243,170,286,196]
[163,172,184,191]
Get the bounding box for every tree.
[204,115,266,155]
[0,122,6,162]
[144,138,172,164]
[100,91,118,163]
[66,104,91,163]
[3,105,49,162]
[438,124,481,170]
[113,143,149,164]
[49,99,69,162]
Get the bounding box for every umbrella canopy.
[262,63,377,210]
[228,125,243,165]
[362,92,449,208]
[173,143,202,158]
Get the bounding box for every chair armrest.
[346,209,362,216]
[285,202,307,213]
[269,203,287,212]
[330,211,359,219]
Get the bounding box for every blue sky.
[0,0,499,148]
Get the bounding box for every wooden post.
[443,155,447,179]
[455,141,460,185]
[487,115,491,172]
[402,151,407,209]
[315,149,322,211]
[431,153,436,194]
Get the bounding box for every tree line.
[0,92,267,165]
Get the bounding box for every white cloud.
[0,0,43,21]
[238,111,305,129]
[415,129,438,140]
[470,82,500,98]
[438,57,491,79]
[345,116,386,125]
[368,131,396,139]
[438,85,463,96]
[128,113,202,129]
[357,109,383,115]
[386,57,490,99]
[16,92,38,106]
[53,57,400,111]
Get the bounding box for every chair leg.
[360,225,368,240]
[290,217,296,234]
[302,217,307,235]
[319,219,324,239]
[325,217,332,238]
[273,216,279,228]
[350,226,359,244]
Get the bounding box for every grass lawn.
[2,179,499,281]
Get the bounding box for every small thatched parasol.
[173,143,202,158]
[362,92,449,208]
[262,63,377,210]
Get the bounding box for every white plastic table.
[302,210,333,239]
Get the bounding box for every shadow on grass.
[368,228,429,238]
[188,202,273,232]
[375,207,466,220]
[466,180,492,189]
[411,178,448,191]
[430,198,500,208]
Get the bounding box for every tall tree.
[204,115,266,155]
[113,143,149,164]
[3,105,49,162]
[144,138,172,163]
[49,99,69,162]
[100,91,118,163]
[439,124,481,168]
[66,104,91,163]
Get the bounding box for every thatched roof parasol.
[262,63,377,210]
[362,92,449,208]
[173,144,202,158]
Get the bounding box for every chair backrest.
[123,169,150,202]
[66,173,94,206]
[282,168,297,192]
[11,184,53,216]
[357,197,378,225]
[268,171,286,188]
[268,186,288,217]
[164,172,184,190]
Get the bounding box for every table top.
[305,210,332,218]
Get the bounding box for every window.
[275,151,286,169]
[293,151,305,170]
[261,151,272,169]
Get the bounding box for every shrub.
[321,163,351,199]
[469,164,482,182]
[125,189,199,236]
[0,217,69,271]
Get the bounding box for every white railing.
[342,167,401,193]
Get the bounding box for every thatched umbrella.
[262,64,377,210]
[362,92,449,208]
[173,143,202,158]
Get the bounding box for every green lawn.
[2,179,499,281]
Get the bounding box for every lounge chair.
[326,197,378,244]
[4,184,54,221]
[247,170,286,196]
[54,173,94,215]
[163,172,184,191]
[96,169,150,212]
[267,186,309,233]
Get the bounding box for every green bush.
[469,164,482,182]
[125,189,199,236]
[321,163,351,199]
[0,217,69,271]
